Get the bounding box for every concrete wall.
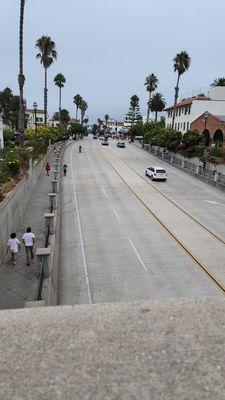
[0,155,46,264]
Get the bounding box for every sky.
[0,0,225,123]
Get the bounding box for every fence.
[141,144,225,189]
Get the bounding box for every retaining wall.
[0,155,47,264]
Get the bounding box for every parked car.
[117,141,125,148]
[101,140,109,146]
[145,166,167,181]
[93,135,98,139]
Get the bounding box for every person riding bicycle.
[63,164,68,176]
[79,145,82,153]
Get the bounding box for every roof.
[215,115,225,121]
[191,112,225,126]
[26,109,45,113]
[164,96,211,111]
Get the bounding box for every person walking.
[63,164,68,176]
[45,162,51,176]
[7,233,20,266]
[22,227,35,266]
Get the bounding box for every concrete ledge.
[0,298,225,399]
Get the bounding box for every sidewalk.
[0,149,57,310]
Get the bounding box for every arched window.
[213,129,223,145]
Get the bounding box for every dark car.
[117,141,125,148]
[93,135,98,139]
[101,140,109,146]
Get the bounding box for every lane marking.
[101,185,108,198]
[70,146,92,304]
[205,200,225,206]
[111,205,121,223]
[100,147,225,296]
[128,238,148,272]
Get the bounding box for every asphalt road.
[58,138,224,305]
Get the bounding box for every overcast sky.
[1,0,225,123]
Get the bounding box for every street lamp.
[33,102,38,135]
[204,111,209,131]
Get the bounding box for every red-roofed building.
[191,112,224,145]
[165,87,225,134]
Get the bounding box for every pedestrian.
[53,146,56,153]
[202,160,206,176]
[22,227,35,266]
[45,162,51,176]
[7,233,20,266]
[212,163,217,175]
[63,164,68,176]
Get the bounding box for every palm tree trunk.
[44,68,48,126]
[18,0,25,138]
[155,111,158,123]
[147,91,151,122]
[76,106,78,121]
[59,86,61,125]
[172,74,180,130]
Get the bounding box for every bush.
[8,160,20,176]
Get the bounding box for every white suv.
[145,166,167,181]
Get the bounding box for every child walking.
[7,233,20,266]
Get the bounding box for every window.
[187,122,189,130]
[179,108,181,116]
[180,123,182,129]
[36,117,43,122]
[188,106,191,114]
[178,123,180,129]
[176,109,178,116]
[175,123,177,130]
[183,122,186,130]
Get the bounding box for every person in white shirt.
[7,233,20,266]
[22,227,35,266]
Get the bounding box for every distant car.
[101,140,109,146]
[93,135,98,139]
[145,166,167,181]
[117,141,125,148]
[99,136,104,141]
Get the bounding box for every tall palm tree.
[73,94,83,121]
[144,73,158,122]
[211,77,225,87]
[36,36,57,125]
[18,0,26,138]
[54,73,66,125]
[130,95,139,126]
[105,114,109,124]
[149,92,166,122]
[172,50,191,129]
[80,100,88,125]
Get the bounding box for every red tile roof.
[164,96,211,111]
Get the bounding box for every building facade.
[26,109,45,129]
[165,87,225,134]
[0,117,4,149]
[191,112,225,145]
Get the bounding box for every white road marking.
[111,205,121,223]
[128,238,148,272]
[101,185,108,198]
[205,200,218,205]
[70,147,92,304]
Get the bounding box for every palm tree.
[130,95,139,126]
[80,100,88,125]
[172,50,191,129]
[149,92,166,122]
[211,77,225,87]
[73,94,83,121]
[18,0,26,138]
[105,114,109,124]
[36,36,57,125]
[54,73,66,125]
[144,73,158,122]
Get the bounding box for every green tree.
[105,114,109,124]
[54,73,66,125]
[130,95,140,126]
[53,109,70,128]
[149,92,166,122]
[144,74,158,122]
[18,0,26,138]
[36,36,57,125]
[73,94,83,121]
[211,77,225,87]
[80,100,88,125]
[172,51,191,129]
[0,88,20,131]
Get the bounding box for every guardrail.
[141,144,225,190]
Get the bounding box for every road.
[58,138,225,305]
